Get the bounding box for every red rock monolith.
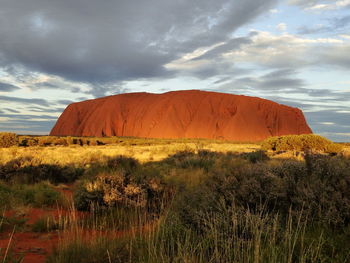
[50,90,312,141]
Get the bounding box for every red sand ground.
[0,188,156,263]
[0,208,61,263]
[0,187,81,263]
[50,90,312,141]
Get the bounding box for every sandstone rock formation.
[50,90,312,141]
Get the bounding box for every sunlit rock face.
[50,90,312,141]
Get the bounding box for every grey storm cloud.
[2,108,20,113]
[56,100,74,106]
[216,69,306,93]
[0,82,21,92]
[320,45,350,69]
[297,25,329,35]
[305,110,350,137]
[288,0,317,5]
[0,113,58,120]
[333,15,350,28]
[185,61,246,80]
[26,106,65,113]
[0,95,49,106]
[0,0,277,89]
[0,119,55,134]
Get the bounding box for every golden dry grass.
[343,146,350,157]
[0,141,260,166]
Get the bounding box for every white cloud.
[336,0,350,7]
[165,29,349,75]
[276,23,287,31]
[290,0,350,10]
[165,43,225,70]
[339,34,350,40]
[306,4,334,10]
[221,31,345,69]
[304,0,350,10]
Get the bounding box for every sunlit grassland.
[0,139,260,166]
[46,150,350,263]
[343,145,350,155]
[1,135,350,262]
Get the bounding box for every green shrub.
[324,143,344,155]
[240,150,269,163]
[38,136,55,146]
[262,134,335,153]
[300,134,332,151]
[0,158,84,184]
[18,136,38,146]
[33,184,62,206]
[107,156,140,172]
[163,150,216,171]
[74,157,168,211]
[0,181,63,209]
[37,136,68,146]
[14,182,62,207]
[73,183,104,211]
[175,154,350,230]
[74,170,166,211]
[0,132,18,147]
[52,137,68,146]
[66,136,74,145]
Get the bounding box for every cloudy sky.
[0,0,349,141]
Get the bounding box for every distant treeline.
[0,132,253,148]
[0,132,346,155]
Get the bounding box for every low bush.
[163,150,216,171]
[0,181,63,209]
[324,143,344,155]
[0,158,84,184]
[13,182,63,207]
[0,132,18,148]
[18,136,39,146]
[39,151,350,263]
[38,136,55,146]
[66,136,74,145]
[74,157,168,211]
[107,156,140,172]
[261,134,342,153]
[51,137,68,146]
[240,150,269,163]
[176,154,350,231]
[38,136,70,146]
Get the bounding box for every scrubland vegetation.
[0,132,350,262]
[261,134,344,154]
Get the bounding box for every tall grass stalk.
[1,227,15,263]
[140,205,326,263]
